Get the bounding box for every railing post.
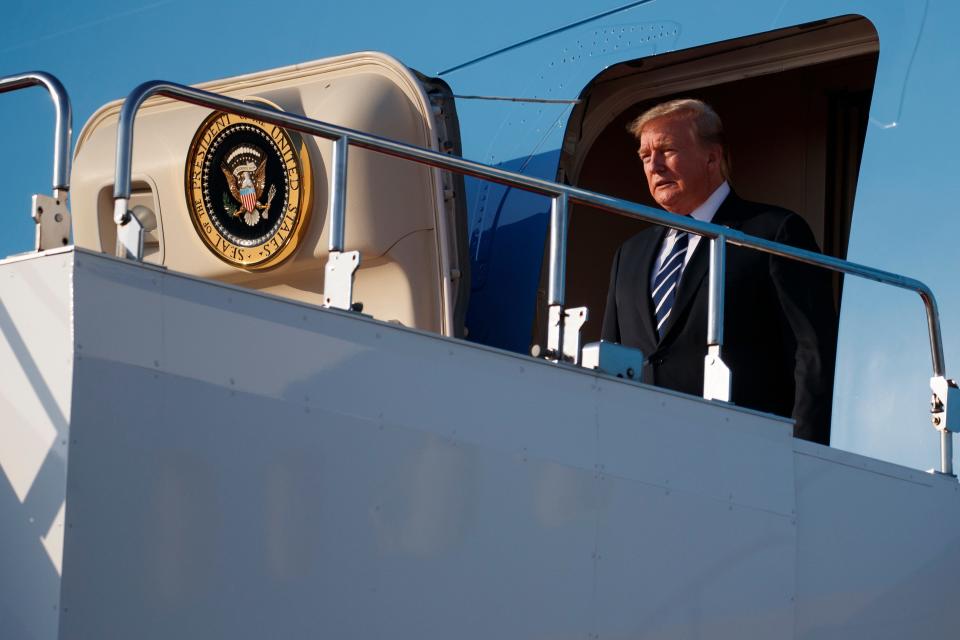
[323,135,360,310]
[703,235,731,401]
[547,193,568,306]
[544,193,586,364]
[921,289,956,476]
[546,193,567,359]
[328,135,348,253]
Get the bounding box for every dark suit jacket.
[601,192,837,444]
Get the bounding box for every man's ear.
[706,144,720,164]
[706,144,724,174]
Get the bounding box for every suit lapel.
[657,192,745,344]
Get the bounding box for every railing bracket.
[703,345,732,402]
[31,194,71,251]
[930,376,960,433]
[324,250,360,311]
[546,304,588,365]
[115,202,145,261]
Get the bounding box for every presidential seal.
[185,108,313,269]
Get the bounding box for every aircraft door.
[70,52,469,337]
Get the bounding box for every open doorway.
[534,15,879,347]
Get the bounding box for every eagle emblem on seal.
[221,145,277,226]
[186,110,313,269]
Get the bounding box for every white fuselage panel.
[1,249,957,639]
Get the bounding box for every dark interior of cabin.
[534,15,879,352]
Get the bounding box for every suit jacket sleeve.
[602,245,623,343]
[769,213,838,445]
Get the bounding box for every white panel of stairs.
[2,249,959,639]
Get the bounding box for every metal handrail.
[0,71,72,197]
[112,80,955,475]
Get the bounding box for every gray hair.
[627,98,731,179]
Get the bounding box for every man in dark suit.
[601,99,836,444]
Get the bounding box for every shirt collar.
[688,180,730,225]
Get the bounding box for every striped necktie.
[652,231,689,338]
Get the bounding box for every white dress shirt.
[650,181,730,290]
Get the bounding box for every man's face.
[638,115,722,215]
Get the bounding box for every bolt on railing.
[112,80,957,475]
